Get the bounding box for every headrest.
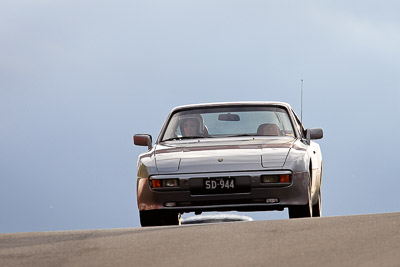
[257,123,281,136]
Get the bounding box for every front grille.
[177,199,254,206]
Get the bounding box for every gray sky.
[1,0,399,233]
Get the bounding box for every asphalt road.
[1,212,399,267]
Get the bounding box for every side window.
[291,110,305,138]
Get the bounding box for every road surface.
[1,212,399,266]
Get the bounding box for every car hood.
[154,137,295,173]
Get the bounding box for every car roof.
[171,101,293,112]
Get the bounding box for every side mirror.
[305,128,323,144]
[134,134,152,150]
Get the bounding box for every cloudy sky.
[1,0,399,233]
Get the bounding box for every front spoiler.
[137,171,309,213]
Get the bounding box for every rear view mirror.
[134,134,153,150]
[218,113,240,121]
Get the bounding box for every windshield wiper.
[222,134,256,137]
[162,136,206,142]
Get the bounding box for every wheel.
[312,164,322,217]
[140,210,180,227]
[289,172,312,219]
[312,189,321,217]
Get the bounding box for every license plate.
[204,177,235,191]
[190,176,250,195]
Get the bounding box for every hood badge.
[218,158,223,163]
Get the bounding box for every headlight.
[261,175,291,183]
[261,175,279,183]
[151,179,179,188]
[164,179,179,187]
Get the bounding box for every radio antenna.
[301,79,304,124]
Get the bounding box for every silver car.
[134,102,323,226]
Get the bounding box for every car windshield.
[160,106,296,141]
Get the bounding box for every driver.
[180,118,200,137]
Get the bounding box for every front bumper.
[137,170,309,213]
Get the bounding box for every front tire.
[312,189,321,217]
[289,172,312,219]
[313,164,323,217]
[140,210,180,227]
